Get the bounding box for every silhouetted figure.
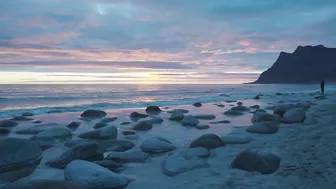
[320,80,325,94]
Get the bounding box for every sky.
[1,0,336,84]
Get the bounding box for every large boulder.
[189,134,225,150]
[181,115,199,127]
[142,118,164,124]
[145,106,162,113]
[81,110,107,118]
[33,127,72,140]
[0,180,86,189]
[106,150,150,163]
[10,116,33,121]
[131,121,153,131]
[273,104,295,117]
[168,113,184,121]
[46,143,104,169]
[0,128,10,134]
[78,125,118,140]
[231,149,280,174]
[102,140,136,152]
[0,138,42,182]
[162,148,210,176]
[193,102,202,107]
[93,160,125,172]
[251,112,281,124]
[283,108,306,123]
[66,122,81,130]
[194,114,216,120]
[65,160,131,189]
[246,121,279,134]
[140,137,176,154]
[15,123,59,135]
[0,120,18,128]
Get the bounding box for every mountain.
[252,45,336,84]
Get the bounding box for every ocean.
[0,84,333,118]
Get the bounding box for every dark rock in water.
[231,106,250,112]
[46,143,104,169]
[283,108,306,123]
[21,112,34,117]
[64,139,93,148]
[162,147,210,177]
[120,121,132,125]
[219,94,230,97]
[246,121,279,134]
[224,110,244,116]
[81,109,107,118]
[167,109,189,114]
[32,120,42,124]
[168,113,184,121]
[145,106,162,113]
[142,117,164,124]
[64,160,131,189]
[131,121,153,131]
[195,125,210,130]
[194,114,216,120]
[0,120,18,128]
[103,140,136,152]
[0,128,10,134]
[231,149,280,174]
[0,180,87,189]
[78,125,118,140]
[93,160,125,172]
[276,93,283,96]
[214,104,225,107]
[15,123,59,135]
[46,110,63,114]
[140,137,176,154]
[32,140,55,151]
[253,95,261,100]
[221,134,252,144]
[100,117,118,123]
[130,112,148,118]
[225,100,237,103]
[106,150,150,163]
[122,130,136,136]
[0,138,42,182]
[237,102,243,106]
[94,122,108,129]
[66,122,81,130]
[189,134,225,150]
[249,105,260,109]
[181,115,199,127]
[33,127,72,140]
[10,116,33,121]
[210,120,230,124]
[193,102,202,107]
[252,112,281,124]
[273,104,295,117]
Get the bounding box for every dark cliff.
[252,45,336,84]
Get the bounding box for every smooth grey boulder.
[66,122,81,130]
[193,102,202,107]
[246,121,279,134]
[195,125,210,130]
[249,105,260,109]
[103,140,135,152]
[32,140,55,151]
[0,120,18,128]
[130,112,148,118]
[131,121,153,131]
[181,115,199,127]
[65,160,131,189]
[121,130,136,136]
[21,112,34,117]
[221,134,252,144]
[16,123,58,135]
[194,114,216,120]
[237,102,243,106]
[188,134,225,150]
[80,109,107,118]
[78,125,118,140]
[162,147,210,176]
[214,104,225,107]
[0,138,42,182]
[0,180,86,189]
[32,120,42,124]
[273,104,295,117]
[168,113,184,121]
[46,143,103,169]
[231,149,280,174]
[100,117,118,123]
[167,109,189,114]
[10,116,33,121]
[121,130,138,140]
[231,106,250,112]
[251,112,281,124]
[145,106,162,113]
[142,118,164,124]
[33,127,72,140]
[224,110,244,116]
[93,160,125,172]
[93,122,108,129]
[0,128,10,134]
[106,150,150,163]
[283,108,306,123]
[140,137,176,154]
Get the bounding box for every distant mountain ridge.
[252,45,336,84]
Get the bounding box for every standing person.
[320,80,325,94]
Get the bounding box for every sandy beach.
[1,90,335,189]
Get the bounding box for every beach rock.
[195,124,210,130]
[249,105,260,109]
[131,121,153,131]
[104,140,136,152]
[221,134,252,144]
[215,104,225,107]
[255,109,267,113]
[251,112,281,124]
[145,106,162,113]
[81,109,107,118]
[237,102,243,106]
[78,125,118,140]
[273,104,295,117]
[0,180,87,189]
[210,120,230,124]
[93,122,108,129]
[64,140,93,148]
[253,95,261,99]
[224,110,244,116]
[10,116,33,121]
[100,117,118,123]
[34,127,72,140]
[0,138,42,182]
[181,115,199,127]
[220,94,230,97]
[231,149,280,174]
[32,120,42,124]
[66,122,81,130]
[65,160,130,189]
[315,95,327,100]
[225,100,237,103]
[283,108,306,123]
[0,120,18,128]
[162,148,210,176]
[189,134,225,150]
[140,137,176,154]
[122,130,136,136]
[231,106,250,112]
[15,123,59,135]
[0,128,10,134]
[32,140,55,151]
[130,112,148,118]
[21,112,34,117]
[246,121,279,134]
[121,121,132,125]
[168,113,184,121]
[93,160,125,172]
[121,130,138,140]
[167,109,189,114]
[143,117,164,124]
[46,143,103,169]
[194,114,216,120]
[193,102,202,107]
[106,150,150,163]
